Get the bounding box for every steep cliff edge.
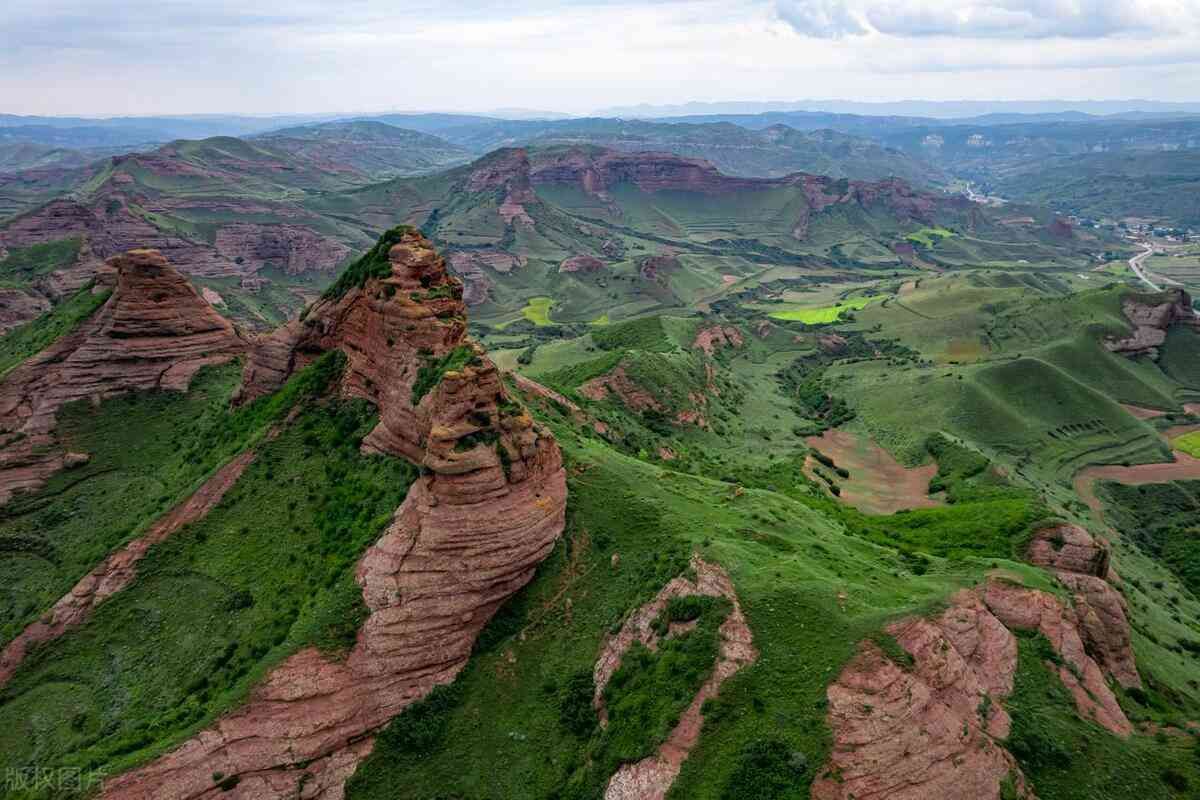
[100,229,567,799]
[0,248,246,503]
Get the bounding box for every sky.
[2,0,1198,116]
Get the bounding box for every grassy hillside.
[0,356,419,789]
[992,150,1200,226]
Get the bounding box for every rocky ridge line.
[0,448,258,687]
[593,556,757,800]
[100,229,567,799]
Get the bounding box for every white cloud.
[0,0,1197,115]
[776,0,1200,39]
[775,0,867,36]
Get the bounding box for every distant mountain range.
[4,102,1199,153]
[596,99,1200,119]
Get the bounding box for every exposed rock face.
[446,250,529,305]
[0,199,236,279]
[692,324,744,356]
[1105,288,1197,358]
[817,333,849,355]
[812,589,1032,800]
[0,449,257,687]
[813,578,1136,800]
[0,288,50,333]
[596,557,757,800]
[1027,523,1111,577]
[465,148,537,226]
[105,231,567,799]
[559,254,605,274]
[0,249,245,504]
[1025,524,1140,690]
[982,581,1133,734]
[213,223,350,275]
[579,366,663,412]
[520,147,968,244]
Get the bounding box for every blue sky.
[2,0,1197,115]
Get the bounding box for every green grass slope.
[0,356,417,791]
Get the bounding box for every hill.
[323,145,1108,327]
[1,229,1199,799]
[990,150,1200,227]
[0,142,1101,336]
[250,120,473,179]
[404,117,943,185]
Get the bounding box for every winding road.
[1128,242,1160,292]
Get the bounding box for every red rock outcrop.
[1025,524,1140,690]
[579,366,663,412]
[596,557,757,800]
[813,577,1136,800]
[0,288,50,333]
[1104,288,1197,358]
[812,589,1032,800]
[0,449,257,687]
[464,148,537,226]
[692,324,744,356]
[982,581,1133,735]
[101,230,567,799]
[1026,523,1111,578]
[213,223,349,275]
[0,249,245,504]
[559,254,605,274]
[0,199,237,279]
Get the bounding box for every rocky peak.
[103,248,237,338]
[0,248,245,504]
[101,229,566,799]
[463,146,527,188]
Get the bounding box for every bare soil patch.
[803,429,941,515]
[1074,451,1200,512]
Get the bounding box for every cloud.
[775,0,1200,39]
[775,0,867,36]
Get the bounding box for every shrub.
[557,670,597,738]
[720,738,807,799]
[411,345,478,405]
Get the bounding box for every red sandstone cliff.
[100,230,567,799]
[0,248,246,503]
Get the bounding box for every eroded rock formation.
[213,223,350,275]
[595,556,757,800]
[812,589,1032,800]
[1105,288,1197,358]
[559,254,605,274]
[1025,524,1140,690]
[692,324,744,356]
[0,249,245,504]
[812,577,1136,800]
[101,230,567,799]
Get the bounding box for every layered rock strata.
[0,449,257,686]
[101,230,567,799]
[812,577,1136,800]
[0,249,245,503]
